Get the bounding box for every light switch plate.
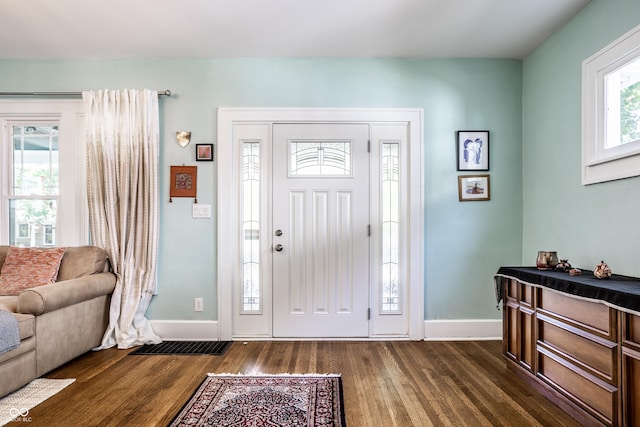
[192,204,211,218]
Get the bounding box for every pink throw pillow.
[0,247,66,296]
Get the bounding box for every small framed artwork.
[170,165,197,201]
[456,130,489,171]
[196,144,214,161]
[458,174,490,202]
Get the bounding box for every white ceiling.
[0,0,591,60]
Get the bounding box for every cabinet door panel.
[623,349,640,426]
[520,283,534,307]
[505,300,519,362]
[520,307,534,370]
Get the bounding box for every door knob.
[274,244,284,252]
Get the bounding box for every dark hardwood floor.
[23,340,579,426]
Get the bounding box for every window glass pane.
[620,58,640,144]
[606,57,640,148]
[290,140,351,176]
[381,143,399,312]
[242,142,261,312]
[18,223,29,238]
[12,125,59,196]
[9,199,57,247]
[44,225,55,245]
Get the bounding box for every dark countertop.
[495,266,640,314]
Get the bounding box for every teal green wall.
[0,58,523,322]
[522,0,640,276]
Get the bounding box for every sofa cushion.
[57,246,109,281]
[0,296,17,313]
[0,247,65,296]
[0,298,34,341]
[0,297,35,340]
[0,334,35,366]
[12,312,35,341]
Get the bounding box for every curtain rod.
[0,89,171,97]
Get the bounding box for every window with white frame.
[241,141,261,313]
[8,124,59,247]
[381,142,400,312]
[289,140,352,176]
[0,101,87,247]
[582,24,640,184]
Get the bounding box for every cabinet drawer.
[539,289,614,337]
[538,347,617,426]
[538,314,616,381]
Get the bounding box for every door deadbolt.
[275,229,283,236]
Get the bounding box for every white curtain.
[83,89,162,349]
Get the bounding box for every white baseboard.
[424,319,502,341]
[149,320,220,341]
[149,319,502,341]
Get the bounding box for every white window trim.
[0,100,87,246]
[217,108,424,340]
[582,23,640,185]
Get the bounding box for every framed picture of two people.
[456,130,489,171]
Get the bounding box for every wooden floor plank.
[19,340,582,426]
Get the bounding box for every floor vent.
[129,341,232,356]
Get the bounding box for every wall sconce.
[176,131,192,148]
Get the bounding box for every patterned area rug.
[170,374,346,426]
[0,378,75,426]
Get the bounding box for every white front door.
[219,108,424,341]
[272,123,370,337]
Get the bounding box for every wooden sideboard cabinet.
[497,267,640,427]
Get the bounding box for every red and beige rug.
[170,373,346,426]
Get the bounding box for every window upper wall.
[582,23,640,185]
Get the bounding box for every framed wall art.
[196,143,214,161]
[458,174,490,202]
[170,165,197,202]
[456,130,489,171]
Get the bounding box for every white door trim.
[217,108,424,340]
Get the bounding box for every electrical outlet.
[194,297,204,312]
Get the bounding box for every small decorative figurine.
[569,268,582,276]
[593,260,612,279]
[555,259,572,272]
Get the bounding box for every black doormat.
[129,341,232,356]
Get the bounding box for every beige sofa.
[0,246,116,398]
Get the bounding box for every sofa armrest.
[16,272,116,316]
